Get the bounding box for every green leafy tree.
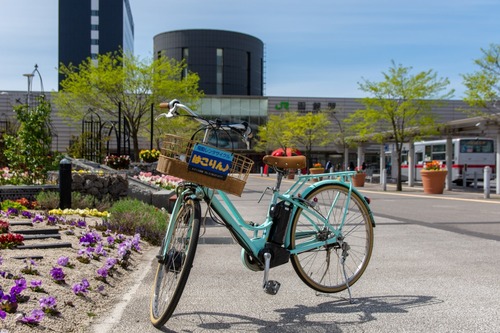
[256,111,332,169]
[55,50,203,161]
[347,61,453,190]
[4,97,56,184]
[288,112,332,168]
[462,43,500,116]
[255,112,296,154]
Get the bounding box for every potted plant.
[421,160,447,194]
[309,162,324,181]
[352,166,366,187]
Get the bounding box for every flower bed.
[133,172,182,190]
[0,208,149,332]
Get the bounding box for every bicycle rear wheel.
[290,184,374,293]
[150,198,201,328]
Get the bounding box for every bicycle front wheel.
[290,184,374,293]
[150,198,201,328]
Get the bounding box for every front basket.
[157,135,254,196]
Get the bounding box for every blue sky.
[0,0,499,98]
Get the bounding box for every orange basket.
[157,135,254,196]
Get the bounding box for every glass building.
[58,0,134,87]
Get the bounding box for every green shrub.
[104,199,168,245]
[36,191,114,211]
[35,190,60,210]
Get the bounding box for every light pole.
[22,64,44,109]
[22,73,34,107]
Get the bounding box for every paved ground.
[90,174,500,333]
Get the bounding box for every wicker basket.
[157,135,254,196]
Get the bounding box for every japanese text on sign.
[188,144,233,180]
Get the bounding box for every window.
[328,102,336,110]
[216,48,223,95]
[460,139,494,153]
[313,102,321,111]
[298,101,306,111]
[182,48,189,78]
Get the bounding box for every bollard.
[382,169,387,191]
[260,166,263,177]
[59,158,72,209]
[484,166,491,199]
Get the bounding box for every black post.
[117,102,121,156]
[59,158,72,209]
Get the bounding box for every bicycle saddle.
[263,155,307,169]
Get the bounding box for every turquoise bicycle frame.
[164,170,375,267]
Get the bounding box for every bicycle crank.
[262,252,281,295]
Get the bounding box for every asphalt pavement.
[90,174,500,333]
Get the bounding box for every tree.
[288,112,332,168]
[4,97,57,184]
[255,112,296,153]
[462,43,500,116]
[347,61,453,191]
[255,111,332,170]
[54,51,203,161]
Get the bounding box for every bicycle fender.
[299,180,376,227]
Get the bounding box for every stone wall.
[71,173,128,200]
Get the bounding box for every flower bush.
[423,160,445,171]
[134,171,182,190]
[139,149,160,163]
[0,233,24,249]
[313,162,322,168]
[104,155,130,169]
[0,220,9,233]
[355,166,366,173]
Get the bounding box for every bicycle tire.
[150,198,201,328]
[290,183,374,293]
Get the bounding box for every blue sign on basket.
[188,144,234,180]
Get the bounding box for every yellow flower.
[423,160,445,171]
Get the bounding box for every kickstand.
[341,243,354,304]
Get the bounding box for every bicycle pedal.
[156,254,165,264]
[263,280,281,295]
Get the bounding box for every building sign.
[188,144,233,180]
[275,101,289,110]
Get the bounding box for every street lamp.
[22,73,35,107]
[22,64,44,108]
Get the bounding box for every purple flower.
[95,243,107,257]
[106,235,115,246]
[76,219,87,228]
[7,207,18,216]
[32,214,44,223]
[0,309,6,320]
[47,215,58,225]
[72,278,90,296]
[30,280,43,291]
[97,267,108,279]
[0,255,3,265]
[39,296,57,310]
[21,211,33,218]
[105,257,118,269]
[57,256,69,266]
[50,267,65,283]
[18,308,44,325]
[79,230,101,246]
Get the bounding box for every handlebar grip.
[159,102,169,109]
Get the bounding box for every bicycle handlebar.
[157,99,253,140]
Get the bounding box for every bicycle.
[149,99,376,328]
